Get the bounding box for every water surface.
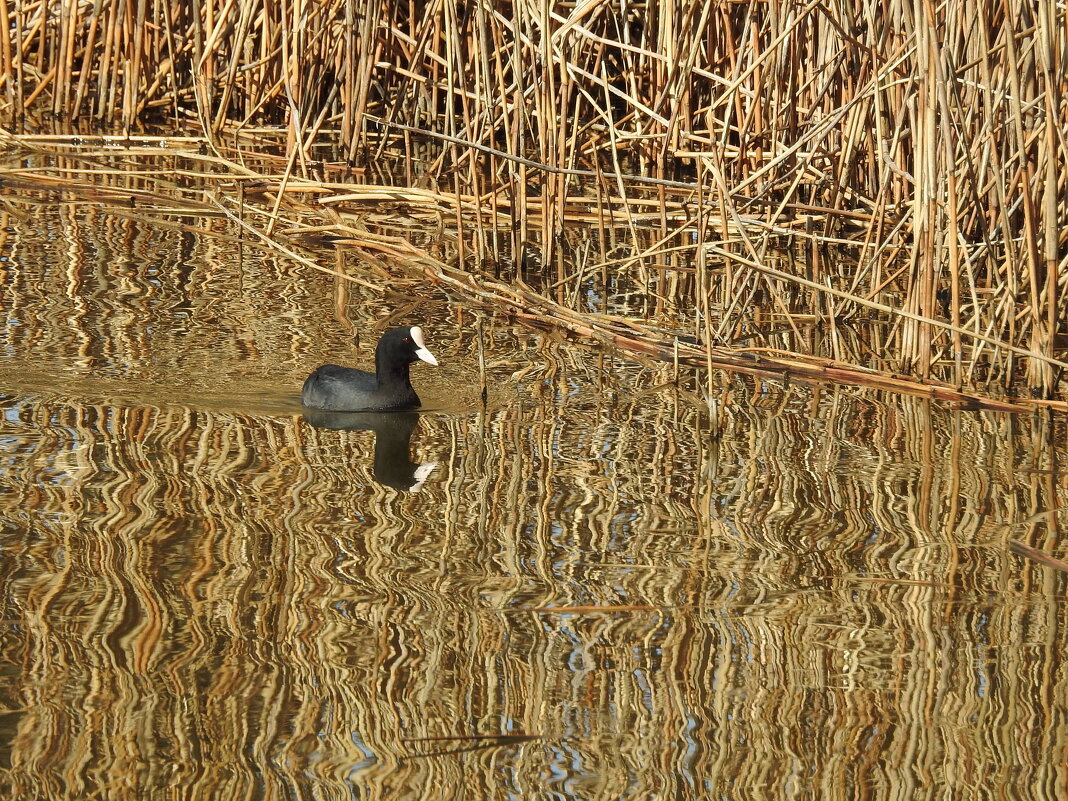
[1,159,1066,800]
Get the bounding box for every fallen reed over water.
[1,0,1066,401]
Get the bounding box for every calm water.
[1,160,1067,800]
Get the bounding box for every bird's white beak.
[411,326,438,366]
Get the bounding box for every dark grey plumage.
[301,326,438,411]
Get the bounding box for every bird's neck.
[376,355,411,387]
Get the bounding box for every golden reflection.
[0,162,1067,800]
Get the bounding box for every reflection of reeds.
[3,1,1067,398]
[2,377,1067,797]
[2,196,1068,797]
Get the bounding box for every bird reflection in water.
[301,411,437,492]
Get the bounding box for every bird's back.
[302,365,377,410]
[301,364,419,411]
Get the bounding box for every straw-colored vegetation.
[1,0,1066,405]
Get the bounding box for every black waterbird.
[301,326,438,411]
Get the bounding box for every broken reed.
[2,0,1065,396]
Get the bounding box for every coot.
[302,326,438,411]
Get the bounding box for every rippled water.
[1,163,1067,800]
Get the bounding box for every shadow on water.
[302,411,437,492]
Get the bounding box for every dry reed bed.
[1,0,1066,400]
